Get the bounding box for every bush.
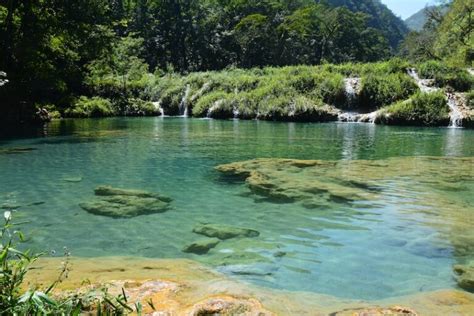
[467,90,474,109]
[383,91,449,126]
[65,97,116,118]
[0,211,145,314]
[125,98,160,116]
[360,73,418,109]
[418,61,474,92]
[418,60,447,79]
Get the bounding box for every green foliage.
[384,91,449,126]
[0,211,145,315]
[360,73,418,108]
[418,61,474,91]
[125,98,160,116]
[467,90,474,110]
[65,97,116,118]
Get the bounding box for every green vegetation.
[0,0,472,127]
[418,61,474,92]
[0,0,404,122]
[65,97,116,118]
[359,73,418,109]
[382,91,450,126]
[0,211,144,314]
[401,0,473,66]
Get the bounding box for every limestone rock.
[187,296,274,316]
[193,223,260,240]
[80,186,171,218]
[94,185,172,202]
[454,262,474,292]
[0,147,37,155]
[331,306,418,316]
[182,238,220,255]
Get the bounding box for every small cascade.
[344,78,361,107]
[447,93,463,128]
[407,68,438,93]
[152,101,165,116]
[338,112,360,123]
[179,84,191,117]
[233,107,239,119]
[467,68,474,76]
[338,110,379,124]
[190,82,211,103]
[207,99,223,118]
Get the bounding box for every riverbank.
[52,60,474,129]
[27,256,474,315]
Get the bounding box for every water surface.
[1,118,473,300]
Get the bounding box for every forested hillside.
[401,0,473,65]
[405,5,449,31]
[327,0,408,48]
[0,0,472,124]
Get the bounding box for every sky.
[381,0,437,19]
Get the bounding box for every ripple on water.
[1,118,474,300]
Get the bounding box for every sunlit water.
[1,118,473,300]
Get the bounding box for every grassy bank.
[60,59,474,127]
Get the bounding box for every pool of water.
[1,118,473,300]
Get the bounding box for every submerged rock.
[0,147,37,155]
[454,262,474,292]
[94,185,172,202]
[80,185,171,218]
[182,238,220,255]
[193,223,260,240]
[62,176,83,183]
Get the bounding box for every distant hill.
[327,0,409,49]
[405,5,450,31]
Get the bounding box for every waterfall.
[207,99,223,118]
[191,82,211,103]
[408,68,466,128]
[407,68,439,93]
[344,78,360,107]
[338,110,379,124]
[338,112,360,123]
[152,101,165,116]
[233,107,239,119]
[447,93,463,128]
[179,84,191,117]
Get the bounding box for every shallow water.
[1,118,473,300]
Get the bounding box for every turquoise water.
[1,118,474,300]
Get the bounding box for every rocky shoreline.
[27,256,474,315]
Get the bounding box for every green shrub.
[0,211,146,314]
[125,98,160,116]
[65,96,116,118]
[418,61,474,92]
[360,73,418,108]
[467,90,474,109]
[383,91,449,126]
[193,91,233,117]
[434,71,473,92]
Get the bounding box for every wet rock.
[62,176,83,183]
[182,238,220,255]
[0,147,37,155]
[1,203,21,210]
[218,263,277,277]
[193,223,260,240]
[330,306,418,316]
[94,185,172,202]
[188,296,273,316]
[454,262,474,292]
[79,186,171,218]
